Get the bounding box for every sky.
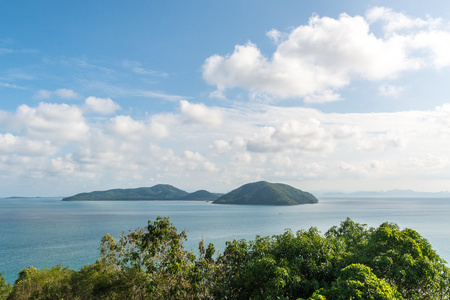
[2,0,450,196]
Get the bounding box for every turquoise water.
[1,197,450,284]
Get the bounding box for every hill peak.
[213,181,318,206]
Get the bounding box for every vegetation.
[63,184,192,201]
[3,217,449,299]
[181,190,222,201]
[213,181,319,205]
[0,273,11,300]
[62,181,317,205]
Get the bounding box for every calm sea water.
[1,197,449,284]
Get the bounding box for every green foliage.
[0,273,11,300]
[8,265,73,300]
[213,181,319,205]
[360,222,450,299]
[2,217,449,299]
[180,190,221,200]
[309,264,403,300]
[62,184,190,201]
[214,227,340,299]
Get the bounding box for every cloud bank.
[1,97,450,195]
[203,7,450,102]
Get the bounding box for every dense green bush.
[3,217,449,299]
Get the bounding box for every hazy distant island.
[62,181,318,205]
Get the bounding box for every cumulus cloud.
[180,100,223,127]
[266,29,285,44]
[183,150,218,172]
[0,133,57,156]
[202,7,450,102]
[332,125,360,139]
[366,6,441,33]
[104,114,171,140]
[83,96,121,115]
[210,140,232,155]
[1,102,89,143]
[246,119,333,154]
[105,115,145,139]
[50,155,77,175]
[357,131,405,151]
[231,152,252,164]
[34,89,79,99]
[5,99,450,195]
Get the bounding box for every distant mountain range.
[62,181,319,205]
[315,189,450,198]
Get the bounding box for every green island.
[62,181,318,206]
[1,217,449,299]
[62,184,221,202]
[213,181,318,205]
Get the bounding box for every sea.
[1,197,450,284]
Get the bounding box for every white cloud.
[202,7,450,102]
[357,131,405,151]
[266,29,285,44]
[332,125,360,139]
[304,90,342,104]
[183,150,218,172]
[366,6,441,33]
[271,154,291,167]
[246,119,334,154]
[105,115,145,139]
[50,155,77,175]
[231,152,252,164]
[34,89,79,99]
[55,89,79,99]
[34,90,52,99]
[105,114,171,140]
[378,84,407,97]
[148,116,171,139]
[1,102,89,143]
[5,99,450,194]
[0,133,58,156]
[180,100,223,127]
[210,140,232,155]
[83,96,121,115]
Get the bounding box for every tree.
[309,264,403,300]
[2,217,449,299]
[214,227,340,299]
[360,222,450,299]
[7,265,73,300]
[0,273,11,300]
[98,216,216,299]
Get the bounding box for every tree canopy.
[3,217,449,299]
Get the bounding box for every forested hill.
[62,184,219,201]
[213,181,318,205]
[62,182,317,204]
[180,190,223,201]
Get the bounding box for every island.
[62,181,318,205]
[213,181,318,205]
[62,184,220,201]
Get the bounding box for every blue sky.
[2,0,450,196]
